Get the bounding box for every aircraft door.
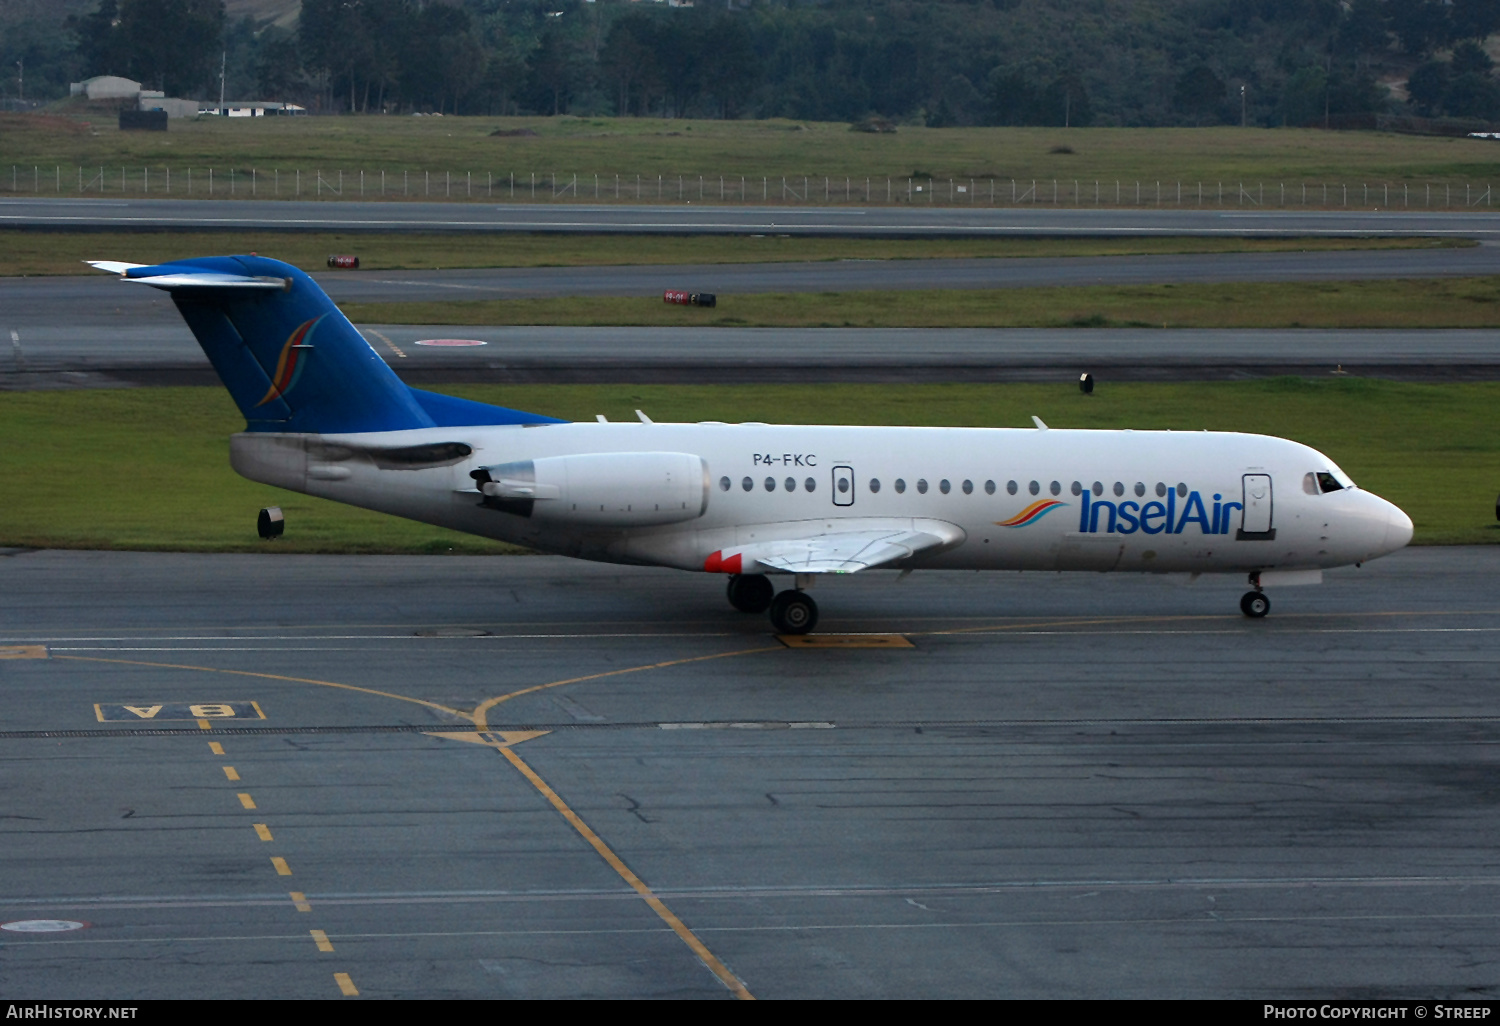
[1240,474,1274,538]
[832,465,855,507]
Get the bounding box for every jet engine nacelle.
[474,451,709,527]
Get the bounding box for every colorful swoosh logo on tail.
[995,499,1068,528]
[255,316,321,407]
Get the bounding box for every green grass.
[342,275,1500,329]
[4,114,1500,192]
[0,229,1457,278]
[1,380,1494,551]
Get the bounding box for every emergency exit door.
[832,466,855,506]
[1239,473,1275,539]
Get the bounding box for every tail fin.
[93,255,559,434]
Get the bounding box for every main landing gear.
[726,573,774,614]
[1240,589,1270,618]
[726,573,819,635]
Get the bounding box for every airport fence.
[5,164,1497,209]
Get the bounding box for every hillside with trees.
[3,0,1499,126]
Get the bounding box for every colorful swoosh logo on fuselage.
[995,499,1068,527]
[255,316,321,407]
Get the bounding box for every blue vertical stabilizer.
[111,256,561,433]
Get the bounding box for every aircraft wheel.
[769,590,819,635]
[1240,591,1270,618]
[726,574,774,614]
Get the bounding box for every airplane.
[87,255,1414,634]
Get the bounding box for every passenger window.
[963,480,974,495]
[1156,482,1167,497]
[895,478,906,494]
[1316,472,1344,493]
[785,477,796,492]
[986,480,996,495]
[1176,482,1187,497]
[939,479,951,494]
[805,477,816,493]
[869,478,881,493]
[1029,480,1039,496]
[1007,480,1018,495]
[1091,481,1103,496]
[1071,481,1082,496]
[765,477,776,491]
[1050,481,1061,496]
[917,479,929,494]
[1134,482,1145,497]
[719,476,731,491]
[1113,482,1124,497]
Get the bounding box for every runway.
[6,245,1500,385]
[6,197,1500,236]
[2,547,1497,998]
[8,324,1497,388]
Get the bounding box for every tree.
[1383,0,1452,55]
[1451,0,1500,42]
[1452,39,1495,78]
[255,29,302,101]
[1406,60,1450,115]
[1279,65,1327,126]
[120,0,224,96]
[1174,65,1226,125]
[599,14,658,115]
[985,68,1036,125]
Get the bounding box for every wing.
[706,519,965,575]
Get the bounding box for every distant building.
[70,76,163,101]
[199,102,308,117]
[140,97,202,118]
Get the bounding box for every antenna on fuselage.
[1031,416,1048,430]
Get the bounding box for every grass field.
[1,230,1454,278]
[1,379,1493,552]
[342,275,1500,329]
[5,114,1500,193]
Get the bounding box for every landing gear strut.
[1240,590,1270,618]
[726,574,774,614]
[769,589,819,635]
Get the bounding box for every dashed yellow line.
[271,857,292,876]
[238,793,256,810]
[334,972,359,996]
[364,328,406,359]
[254,823,273,841]
[310,929,334,953]
[208,741,225,755]
[500,745,754,1000]
[290,892,312,913]
[196,718,212,730]
[222,766,240,781]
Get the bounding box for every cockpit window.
[1316,472,1343,493]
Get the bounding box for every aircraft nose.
[1384,500,1414,552]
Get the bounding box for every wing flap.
[712,519,965,575]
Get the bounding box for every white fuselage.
[231,422,1413,576]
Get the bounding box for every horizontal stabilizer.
[89,261,290,291]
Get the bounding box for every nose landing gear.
[1240,590,1270,618]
